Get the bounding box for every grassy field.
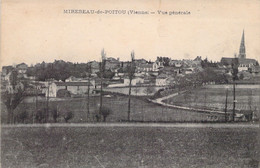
[1,126,259,168]
[2,84,259,123]
[163,85,260,118]
[1,94,216,124]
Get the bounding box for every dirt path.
[149,91,238,116]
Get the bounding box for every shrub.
[64,111,73,123]
[100,106,111,122]
[35,109,46,123]
[57,89,71,98]
[52,108,59,123]
[17,109,28,123]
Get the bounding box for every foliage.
[35,108,46,123]
[239,73,244,80]
[57,89,71,98]
[201,58,218,68]
[64,111,74,123]
[52,108,59,123]
[144,86,155,96]
[96,69,115,79]
[1,88,24,124]
[26,60,91,81]
[17,107,28,123]
[231,58,239,81]
[100,106,112,122]
[157,57,171,66]
[9,70,18,88]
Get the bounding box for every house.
[124,77,144,86]
[120,61,131,69]
[4,71,12,83]
[1,66,14,76]
[65,76,89,82]
[194,56,202,62]
[46,82,94,97]
[155,74,169,86]
[221,57,258,72]
[5,82,24,94]
[16,63,28,74]
[169,60,183,67]
[88,61,100,73]
[184,68,194,74]
[238,58,258,72]
[136,62,161,72]
[105,57,120,70]
[135,59,147,66]
[136,63,153,72]
[250,66,260,73]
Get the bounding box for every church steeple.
[238,30,246,59]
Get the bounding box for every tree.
[98,49,106,120]
[35,108,46,123]
[64,111,74,123]
[231,57,239,121]
[100,106,111,122]
[239,73,244,80]
[52,107,59,123]
[127,51,136,121]
[144,86,155,96]
[17,104,28,124]
[231,58,239,81]
[86,64,92,121]
[9,70,18,88]
[134,87,140,96]
[2,70,27,124]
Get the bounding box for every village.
[1,1,260,167]
[1,31,260,125]
[1,54,259,98]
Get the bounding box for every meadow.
[162,85,260,118]
[2,84,259,124]
[1,126,259,168]
[1,94,213,124]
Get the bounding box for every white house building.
[155,74,169,86]
[46,82,94,97]
[124,77,144,86]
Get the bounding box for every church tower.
[238,30,246,59]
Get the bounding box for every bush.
[100,106,111,122]
[17,109,28,123]
[35,109,46,123]
[51,108,59,123]
[57,89,71,98]
[63,111,73,123]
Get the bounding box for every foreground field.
[1,125,259,168]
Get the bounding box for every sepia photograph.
[1,0,259,167]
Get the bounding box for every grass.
[163,86,260,117]
[1,94,214,124]
[1,126,259,168]
[2,85,259,124]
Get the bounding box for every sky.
[1,0,260,67]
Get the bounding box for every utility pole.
[34,81,38,124]
[224,89,228,122]
[232,54,238,122]
[232,82,236,121]
[99,49,106,121]
[127,51,135,122]
[87,75,91,121]
[46,82,50,123]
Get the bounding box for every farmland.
[1,84,259,124]
[1,94,212,124]
[1,125,259,168]
[162,84,260,118]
